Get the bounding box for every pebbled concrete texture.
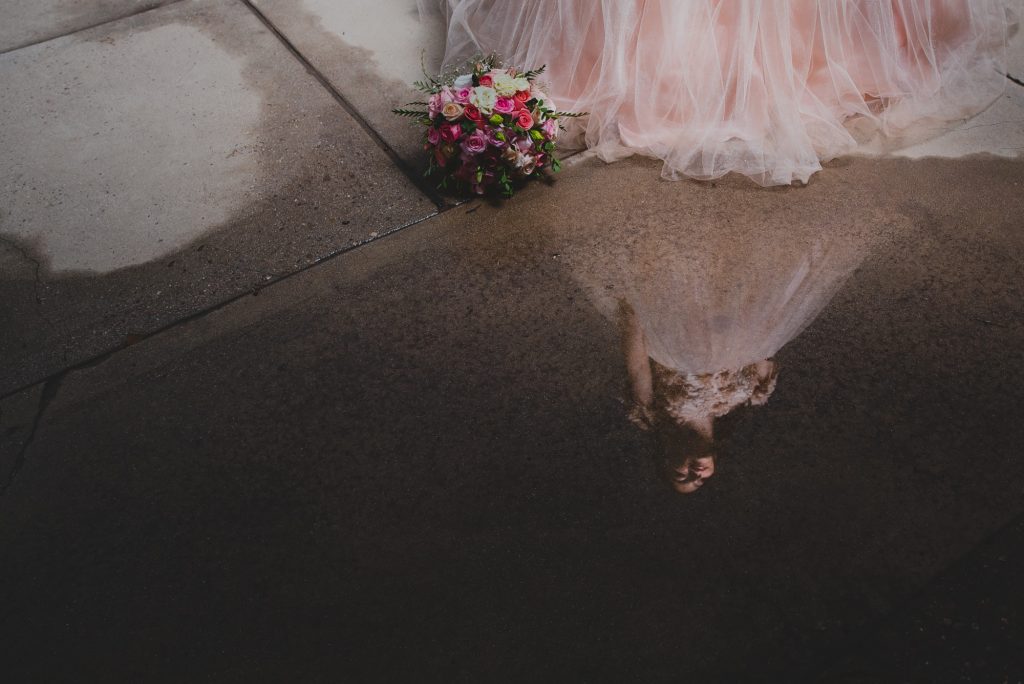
[0,0,436,395]
[1,154,1022,681]
[0,0,177,53]
[249,0,447,166]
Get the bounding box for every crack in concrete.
[0,209,438,402]
[1007,72,1024,88]
[0,372,64,497]
[0,1,187,56]
[0,235,59,332]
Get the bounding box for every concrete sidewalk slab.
[248,0,446,166]
[0,0,178,53]
[0,0,435,394]
[2,153,1022,680]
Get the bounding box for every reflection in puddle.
[568,216,883,494]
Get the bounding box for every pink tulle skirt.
[424,1,1014,185]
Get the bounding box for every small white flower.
[453,73,473,89]
[492,73,519,96]
[469,86,498,114]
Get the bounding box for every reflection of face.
[664,455,716,494]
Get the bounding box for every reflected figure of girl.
[621,296,778,493]
[570,222,878,494]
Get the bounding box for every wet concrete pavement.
[4,153,1024,681]
[3,1,1024,682]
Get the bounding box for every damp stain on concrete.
[1,22,263,274]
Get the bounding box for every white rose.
[511,76,530,92]
[469,86,498,114]
[492,73,519,96]
[453,73,473,89]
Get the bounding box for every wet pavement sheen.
[2,155,1023,681]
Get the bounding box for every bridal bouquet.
[394,55,583,198]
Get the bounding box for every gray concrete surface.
[0,0,178,53]
[0,0,436,394]
[248,0,446,167]
[2,154,1023,680]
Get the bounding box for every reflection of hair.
[658,420,715,459]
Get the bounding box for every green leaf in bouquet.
[522,65,547,80]
[392,108,430,119]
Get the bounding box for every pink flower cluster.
[409,63,565,197]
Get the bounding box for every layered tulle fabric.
[421,0,1014,185]
[573,223,874,375]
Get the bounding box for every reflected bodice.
[651,360,778,425]
[630,360,778,430]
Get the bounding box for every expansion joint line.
[0,1,186,56]
[1,373,65,497]
[236,0,447,210]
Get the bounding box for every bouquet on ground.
[394,55,584,198]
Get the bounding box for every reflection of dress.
[565,218,882,425]
[424,0,1013,185]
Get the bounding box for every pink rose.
[494,97,516,115]
[514,90,531,104]
[440,122,462,143]
[516,110,534,130]
[461,129,488,155]
[428,93,443,118]
[478,74,493,87]
[439,87,455,105]
[427,127,441,145]
[542,119,558,139]
[454,87,472,103]
[442,102,465,122]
